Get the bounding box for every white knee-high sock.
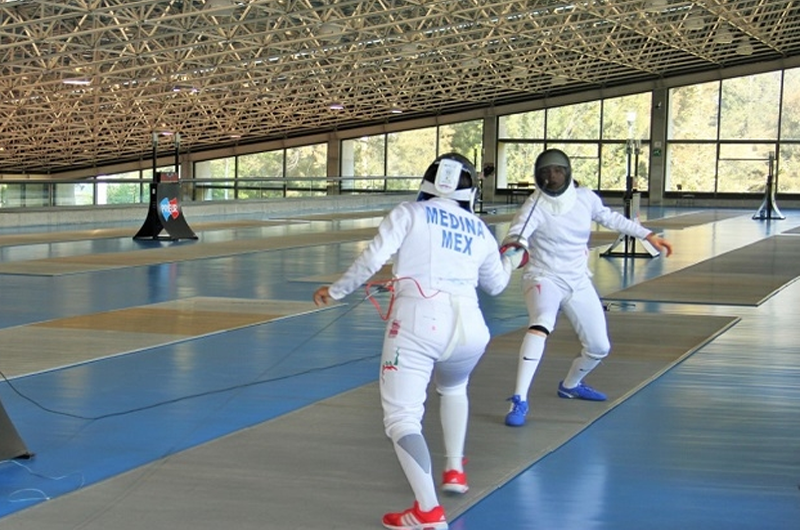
[513,332,547,400]
[562,355,602,388]
[440,392,468,472]
[394,434,439,511]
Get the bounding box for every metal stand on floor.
[134,132,198,241]
[0,396,32,460]
[753,152,785,221]
[601,133,659,259]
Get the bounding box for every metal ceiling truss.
[0,0,798,174]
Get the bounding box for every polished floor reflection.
[0,204,797,530]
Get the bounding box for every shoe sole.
[441,483,469,494]
[558,389,606,401]
[505,414,527,427]
[382,522,449,530]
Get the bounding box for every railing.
[0,176,422,209]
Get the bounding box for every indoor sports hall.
[0,2,799,529]
[0,202,797,530]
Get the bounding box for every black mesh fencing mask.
[534,149,572,197]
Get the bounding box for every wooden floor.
[0,203,798,529]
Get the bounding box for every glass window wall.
[387,127,437,191]
[341,122,481,194]
[667,70,789,193]
[285,143,327,197]
[238,151,285,199]
[11,64,800,209]
[97,170,146,205]
[340,135,387,192]
[497,93,652,192]
[438,120,484,166]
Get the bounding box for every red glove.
[499,241,529,269]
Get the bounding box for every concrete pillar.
[326,134,341,195]
[482,113,498,202]
[648,88,669,205]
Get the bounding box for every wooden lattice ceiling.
[1,0,799,174]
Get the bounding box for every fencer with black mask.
[314,153,521,530]
[499,148,673,427]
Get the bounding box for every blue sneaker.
[505,395,528,427]
[557,381,607,401]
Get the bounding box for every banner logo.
[160,197,180,221]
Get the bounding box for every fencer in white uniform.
[313,153,522,530]
[501,148,673,428]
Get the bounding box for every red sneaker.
[382,501,448,530]
[441,469,469,494]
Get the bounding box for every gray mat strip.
[0,227,380,276]
[0,312,737,530]
[604,235,800,306]
[642,210,748,230]
[0,212,525,277]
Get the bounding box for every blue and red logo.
[159,197,180,221]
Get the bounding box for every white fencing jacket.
[329,197,511,301]
[508,186,652,285]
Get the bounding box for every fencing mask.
[417,153,478,213]
[533,149,577,215]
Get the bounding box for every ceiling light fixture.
[510,65,527,79]
[389,107,404,114]
[643,0,668,13]
[736,39,754,56]
[62,78,92,86]
[461,57,481,70]
[714,25,734,44]
[317,22,345,38]
[684,14,705,32]
[172,85,199,93]
[206,0,236,9]
[400,43,419,56]
[329,102,344,110]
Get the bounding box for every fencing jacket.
[328,197,510,301]
[507,187,652,285]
